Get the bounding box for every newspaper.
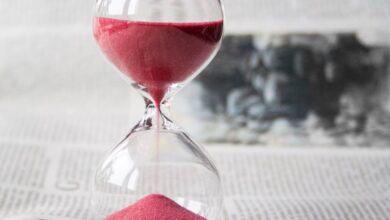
[0,140,389,220]
[223,0,390,34]
[2,0,390,34]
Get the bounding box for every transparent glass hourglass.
[92,0,224,219]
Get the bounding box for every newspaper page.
[223,0,390,34]
[0,140,390,220]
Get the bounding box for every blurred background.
[1,0,390,147]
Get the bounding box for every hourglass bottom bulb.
[105,194,206,220]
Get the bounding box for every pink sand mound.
[105,194,207,220]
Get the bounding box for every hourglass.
[92,0,224,219]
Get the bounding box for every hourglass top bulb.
[93,17,223,107]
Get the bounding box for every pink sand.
[105,194,207,220]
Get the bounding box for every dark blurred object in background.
[188,34,390,146]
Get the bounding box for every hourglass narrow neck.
[132,98,179,132]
